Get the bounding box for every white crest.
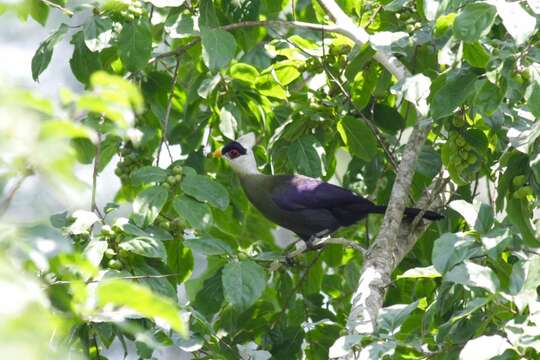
[237,132,256,149]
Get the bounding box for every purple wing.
[270,175,372,211]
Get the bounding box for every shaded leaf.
[222,260,266,312]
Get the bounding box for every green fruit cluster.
[101,0,144,21]
[156,214,185,236]
[162,165,183,190]
[115,143,153,183]
[512,175,534,199]
[447,132,477,172]
[98,224,129,271]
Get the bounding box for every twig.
[49,272,186,286]
[152,21,341,63]
[156,58,180,166]
[0,171,30,219]
[40,0,74,16]
[91,133,103,219]
[272,251,323,329]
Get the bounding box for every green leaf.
[449,200,493,234]
[83,240,108,267]
[378,301,418,335]
[415,144,442,179]
[181,174,229,210]
[131,166,168,185]
[287,135,323,178]
[119,236,167,259]
[430,68,477,120]
[495,1,537,45]
[118,19,152,72]
[350,64,379,110]
[83,16,113,52]
[145,0,184,7]
[69,209,100,235]
[199,0,219,28]
[230,63,259,83]
[453,3,496,42]
[372,103,405,134]
[201,28,236,71]
[30,0,49,25]
[222,260,266,312]
[507,197,539,247]
[444,261,499,293]
[397,265,441,279]
[173,195,212,230]
[133,262,177,299]
[527,81,540,118]
[97,279,187,336]
[337,116,377,161]
[474,79,505,116]
[255,74,287,99]
[219,103,239,139]
[70,31,102,84]
[462,42,490,68]
[184,236,233,256]
[31,23,68,81]
[459,335,511,360]
[193,268,224,316]
[432,232,480,273]
[132,186,169,227]
[98,135,121,172]
[272,61,301,85]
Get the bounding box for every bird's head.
[213,133,259,175]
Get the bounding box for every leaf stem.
[40,0,74,17]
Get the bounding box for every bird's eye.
[228,149,241,159]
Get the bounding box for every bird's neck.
[230,155,260,175]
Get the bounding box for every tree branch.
[152,21,341,63]
[0,170,31,219]
[315,0,439,353]
[156,58,180,166]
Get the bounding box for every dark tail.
[370,205,443,221]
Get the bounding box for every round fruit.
[172,165,183,175]
[108,259,123,270]
[167,175,176,185]
[104,248,116,259]
[513,175,526,187]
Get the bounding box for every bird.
[213,133,443,243]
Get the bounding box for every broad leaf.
[337,116,377,161]
[222,260,266,312]
[181,174,229,210]
[287,135,323,178]
[119,236,167,260]
[31,23,68,81]
[184,236,233,256]
[83,16,113,52]
[97,279,187,335]
[201,28,236,71]
[453,3,496,42]
[173,195,212,230]
[131,166,168,185]
[444,261,500,293]
[118,19,152,71]
[132,186,169,227]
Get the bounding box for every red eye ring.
[228,149,241,159]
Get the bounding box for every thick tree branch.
[315,0,439,353]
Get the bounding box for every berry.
[513,175,526,187]
[105,248,116,259]
[108,259,123,270]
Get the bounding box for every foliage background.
[0,0,540,359]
